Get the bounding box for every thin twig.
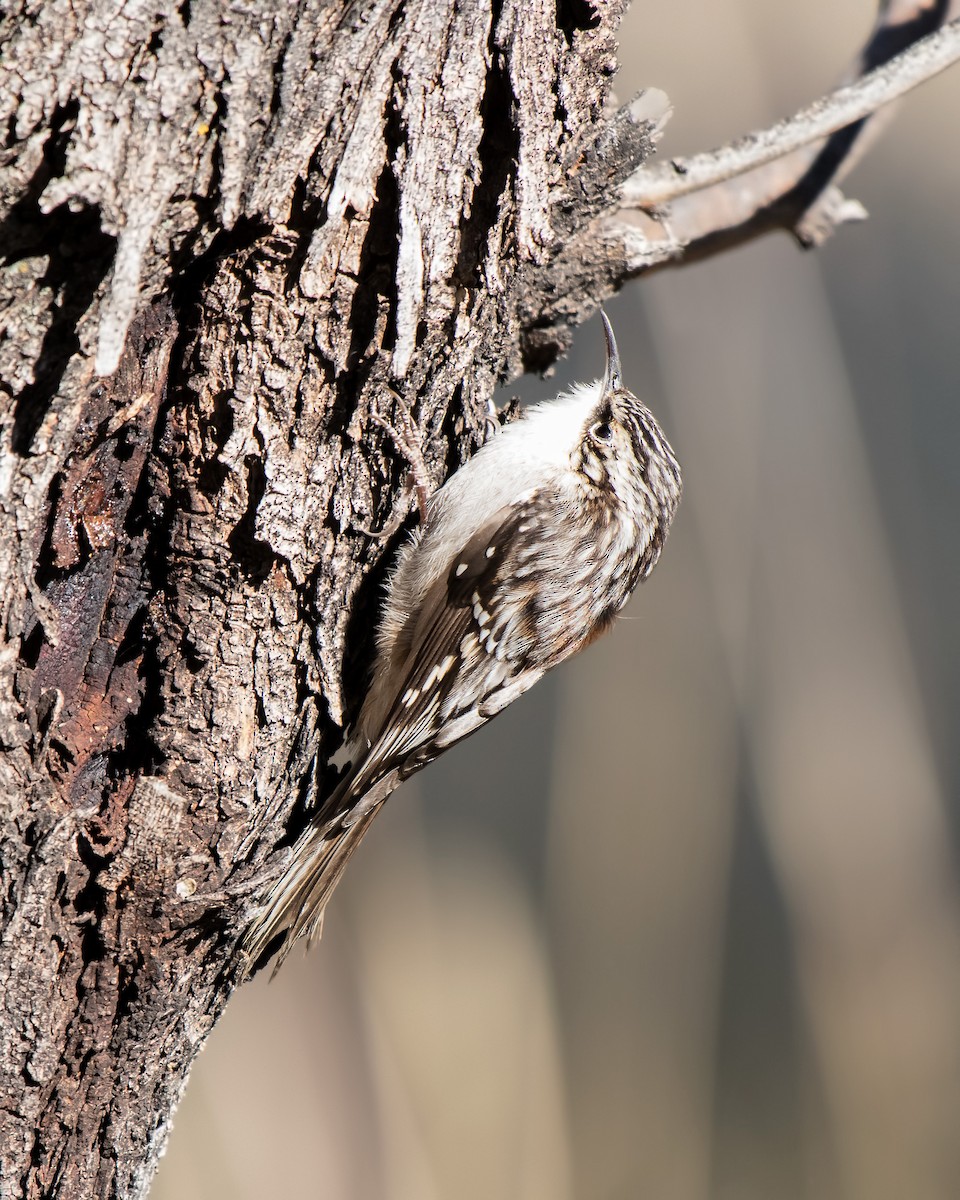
[621,17,960,210]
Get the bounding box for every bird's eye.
[590,420,613,444]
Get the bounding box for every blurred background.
[154,3,960,1198]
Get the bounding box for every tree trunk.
[1,0,955,1195]
[0,1,648,1194]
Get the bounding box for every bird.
[243,313,682,974]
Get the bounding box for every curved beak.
[599,311,623,396]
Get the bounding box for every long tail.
[242,765,401,977]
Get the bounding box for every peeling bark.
[0,1,955,1196]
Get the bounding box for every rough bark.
[0,3,640,1194]
[0,1,955,1197]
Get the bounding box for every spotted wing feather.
[363,491,553,776]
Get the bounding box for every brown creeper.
[244,314,682,972]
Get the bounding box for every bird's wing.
[243,489,567,973]
[360,489,562,777]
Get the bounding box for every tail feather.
[242,765,402,977]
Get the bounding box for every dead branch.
[621,18,960,211]
[522,2,959,365]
